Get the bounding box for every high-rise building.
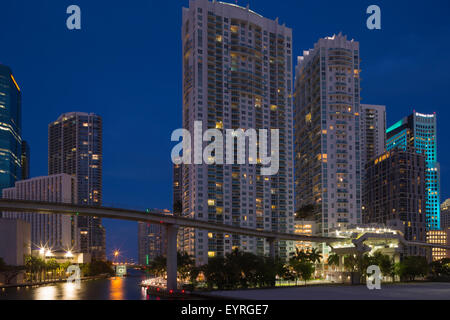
[48,112,105,260]
[21,141,30,180]
[138,209,172,265]
[441,199,450,229]
[386,112,440,230]
[293,219,317,252]
[0,64,22,193]
[363,149,427,256]
[173,164,182,216]
[181,0,294,265]
[294,33,362,235]
[360,104,386,165]
[2,174,78,253]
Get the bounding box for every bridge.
[0,199,342,290]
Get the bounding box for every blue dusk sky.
[0,0,449,260]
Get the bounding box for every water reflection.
[62,283,79,300]
[35,286,57,300]
[110,277,124,300]
[0,269,153,300]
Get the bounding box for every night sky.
[0,0,449,261]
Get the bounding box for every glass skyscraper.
[0,64,22,193]
[386,112,440,230]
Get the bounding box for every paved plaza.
[205,283,450,300]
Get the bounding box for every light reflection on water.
[0,270,151,300]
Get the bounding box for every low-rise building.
[426,230,449,261]
[2,174,79,253]
[0,218,31,266]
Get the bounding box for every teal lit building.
[386,112,440,230]
[0,64,22,193]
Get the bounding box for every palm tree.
[307,248,322,264]
[344,254,358,273]
[327,253,340,271]
[290,248,309,263]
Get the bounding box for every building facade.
[48,112,105,260]
[138,209,172,265]
[21,141,30,180]
[360,104,386,166]
[386,112,440,230]
[441,199,450,229]
[173,164,182,216]
[427,230,449,261]
[181,0,294,265]
[2,174,78,253]
[294,219,317,252]
[0,64,22,193]
[0,218,31,266]
[363,149,427,256]
[295,33,362,235]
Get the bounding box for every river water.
[0,269,162,300]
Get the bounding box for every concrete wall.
[0,218,31,266]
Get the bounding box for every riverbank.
[0,274,111,289]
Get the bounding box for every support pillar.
[166,224,179,291]
[268,238,277,259]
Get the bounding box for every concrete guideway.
[1,199,449,291]
[0,199,342,291]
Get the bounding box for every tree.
[289,248,317,285]
[327,253,340,270]
[177,252,195,282]
[395,256,429,281]
[308,248,322,264]
[201,256,230,290]
[344,255,358,273]
[200,249,287,290]
[430,258,450,279]
[148,255,167,278]
[0,257,25,285]
[297,261,315,285]
[295,204,316,220]
[25,255,45,282]
[82,260,115,277]
[372,251,394,280]
[46,259,59,280]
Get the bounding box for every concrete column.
[166,224,178,291]
[339,255,344,271]
[268,238,277,258]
